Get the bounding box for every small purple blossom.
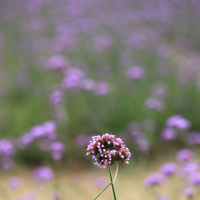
[160,127,177,141]
[126,66,145,80]
[176,149,195,163]
[0,139,15,157]
[94,81,111,96]
[86,133,131,168]
[144,173,165,187]
[32,166,54,183]
[183,187,194,198]
[46,55,69,71]
[8,177,21,189]
[160,162,176,176]
[189,173,200,186]
[49,90,63,105]
[62,67,84,90]
[188,131,200,145]
[166,115,190,130]
[182,162,199,175]
[144,97,165,111]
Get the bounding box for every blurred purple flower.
[189,173,200,186]
[49,141,66,161]
[137,138,150,152]
[160,162,176,176]
[95,81,110,96]
[144,97,165,111]
[160,127,177,141]
[75,134,91,147]
[31,125,46,139]
[42,121,57,140]
[0,157,14,170]
[46,55,69,71]
[176,149,195,163]
[126,66,145,80]
[166,115,190,130]
[18,132,33,149]
[8,177,21,189]
[62,68,84,90]
[144,173,165,187]
[183,187,194,198]
[32,166,54,183]
[188,131,200,145]
[0,139,15,157]
[49,90,63,105]
[81,79,96,91]
[182,162,199,175]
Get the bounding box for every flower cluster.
[86,133,131,168]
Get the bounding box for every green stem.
[113,163,119,183]
[108,163,117,200]
[94,183,111,200]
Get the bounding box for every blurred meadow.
[1,0,200,199]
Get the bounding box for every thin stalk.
[108,163,117,200]
[113,163,119,183]
[94,183,111,200]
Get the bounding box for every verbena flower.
[144,173,165,187]
[32,166,54,183]
[86,133,131,168]
[183,187,194,198]
[166,115,190,130]
[176,149,195,163]
[160,162,177,177]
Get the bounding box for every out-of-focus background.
[1,0,200,199]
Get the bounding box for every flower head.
[160,162,177,177]
[144,173,165,187]
[86,133,131,168]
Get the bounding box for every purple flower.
[32,166,54,182]
[176,149,195,162]
[0,157,14,170]
[62,68,84,90]
[49,141,66,161]
[189,173,200,186]
[0,139,15,157]
[188,131,200,145]
[18,133,33,149]
[160,127,177,141]
[46,55,69,71]
[75,133,91,147]
[166,115,190,130]
[160,162,176,176]
[49,90,63,105]
[42,121,57,140]
[8,177,21,189]
[144,97,165,111]
[144,173,165,187]
[94,81,110,96]
[126,66,145,80]
[86,133,131,168]
[81,79,96,91]
[183,187,194,198]
[182,162,199,175]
